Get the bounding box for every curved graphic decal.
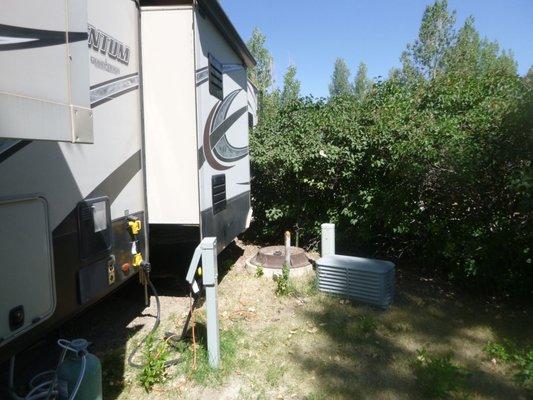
[0,24,87,51]
[0,139,31,164]
[202,89,249,171]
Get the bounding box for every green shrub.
[248,18,533,299]
[412,348,469,399]
[255,265,264,278]
[275,264,293,296]
[138,334,169,392]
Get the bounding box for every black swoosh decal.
[88,150,142,202]
[53,150,142,238]
[0,140,32,164]
[0,140,32,163]
[0,24,87,51]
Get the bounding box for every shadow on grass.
[292,269,531,399]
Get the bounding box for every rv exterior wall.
[0,0,93,143]
[247,80,259,127]
[0,0,147,362]
[194,9,252,251]
[141,6,200,225]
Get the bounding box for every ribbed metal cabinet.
[316,255,395,308]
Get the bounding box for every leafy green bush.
[412,348,469,399]
[248,2,532,299]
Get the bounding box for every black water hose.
[127,263,203,369]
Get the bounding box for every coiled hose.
[9,339,88,400]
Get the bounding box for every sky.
[222,0,533,98]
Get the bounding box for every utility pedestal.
[321,223,335,257]
[186,237,220,368]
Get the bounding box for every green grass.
[98,251,531,399]
[484,340,533,388]
[412,348,470,399]
[292,272,319,297]
[265,362,287,387]
[171,322,244,386]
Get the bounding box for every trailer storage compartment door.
[0,196,55,345]
[0,0,93,143]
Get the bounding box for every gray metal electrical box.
[316,254,395,309]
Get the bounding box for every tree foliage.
[329,58,352,97]
[248,2,533,299]
[402,0,456,80]
[246,27,279,120]
[281,64,301,106]
[353,62,372,100]
[246,28,273,94]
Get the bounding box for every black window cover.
[212,174,226,214]
[209,53,224,100]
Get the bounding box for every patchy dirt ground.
[6,241,531,400]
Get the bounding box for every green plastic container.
[57,339,102,400]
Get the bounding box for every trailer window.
[208,54,224,100]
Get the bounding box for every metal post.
[200,237,220,368]
[284,231,291,267]
[321,223,335,257]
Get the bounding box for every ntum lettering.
[87,24,130,65]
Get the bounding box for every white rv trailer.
[140,0,256,253]
[0,0,148,362]
[248,79,260,128]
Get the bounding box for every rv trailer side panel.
[141,6,199,225]
[0,0,93,143]
[0,0,147,362]
[247,80,259,128]
[194,9,251,252]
